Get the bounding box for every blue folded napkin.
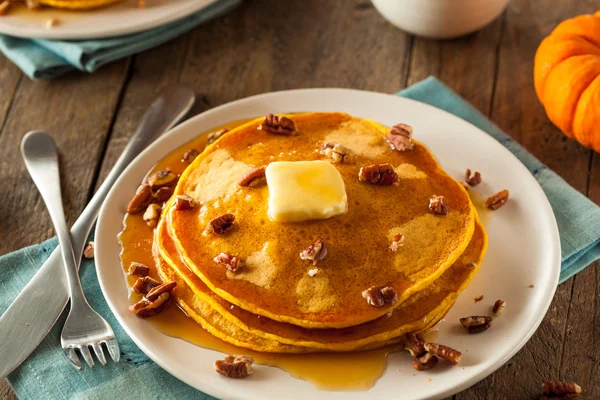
[1,77,599,399]
[0,0,241,80]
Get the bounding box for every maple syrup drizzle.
[119,119,399,391]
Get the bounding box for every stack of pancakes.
[153,112,488,353]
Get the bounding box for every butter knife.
[0,85,195,379]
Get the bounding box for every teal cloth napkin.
[0,0,241,80]
[2,77,599,399]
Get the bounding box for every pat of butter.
[266,160,348,222]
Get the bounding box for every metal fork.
[21,131,119,370]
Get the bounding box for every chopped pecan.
[83,241,95,259]
[387,123,414,151]
[208,128,229,144]
[214,355,254,379]
[128,262,150,277]
[238,166,267,187]
[129,292,171,318]
[153,186,174,202]
[362,286,398,308]
[147,169,178,188]
[465,169,482,187]
[485,189,509,210]
[259,114,297,136]
[127,184,153,214]
[460,316,492,334]
[404,332,426,357]
[0,1,10,15]
[492,299,506,316]
[214,252,244,272]
[358,163,398,186]
[321,143,353,163]
[146,281,177,301]
[473,294,484,303]
[143,203,161,228]
[424,342,462,365]
[132,276,160,294]
[299,238,327,265]
[174,195,195,211]
[308,268,318,277]
[467,261,478,269]
[389,233,404,252]
[542,381,582,399]
[181,149,200,163]
[429,195,450,215]
[412,352,439,371]
[208,213,235,235]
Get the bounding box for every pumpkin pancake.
[157,201,487,351]
[168,112,476,329]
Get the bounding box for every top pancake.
[168,112,475,329]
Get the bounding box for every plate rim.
[95,88,561,400]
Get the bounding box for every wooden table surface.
[1,0,599,398]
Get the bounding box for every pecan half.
[424,342,462,365]
[492,299,506,316]
[147,169,178,188]
[358,163,398,186]
[465,169,482,187]
[214,355,254,379]
[387,123,414,151]
[259,114,297,136]
[146,281,177,301]
[299,238,327,265]
[429,195,450,215]
[485,189,509,210]
[238,166,267,187]
[132,276,160,294]
[143,203,161,228]
[153,186,174,203]
[83,241,95,259]
[542,381,582,399]
[174,195,195,211]
[127,184,153,214]
[208,213,235,235]
[412,352,439,371]
[214,252,244,272]
[404,332,426,357]
[362,286,398,308]
[208,128,229,144]
[460,316,492,334]
[128,262,150,277]
[389,233,404,252]
[129,292,171,318]
[321,143,353,163]
[181,148,200,163]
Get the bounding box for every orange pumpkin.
[534,12,600,152]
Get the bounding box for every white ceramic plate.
[95,89,560,400]
[0,0,216,40]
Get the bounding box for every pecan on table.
[238,166,267,187]
[358,163,398,186]
[181,148,200,163]
[132,276,160,294]
[485,189,509,210]
[208,128,229,144]
[214,252,244,272]
[389,233,404,252]
[492,299,506,316]
[299,238,327,265]
[143,203,162,228]
[541,381,582,399]
[465,169,482,187]
[129,292,171,318]
[460,316,492,334]
[128,262,150,277]
[387,123,414,151]
[83,241,95,259]
[147,169,178,188]
[404,332,426,357]
[214,355,254,379]
[127,184,153,214]
[174,195,195,211]
[321,143,353,163]
[429,195,450,215]
[423,342,462,365]
[412,352,439,371]
[208,213,235,235]
[362,286,398,308]
[258,114,297,136]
